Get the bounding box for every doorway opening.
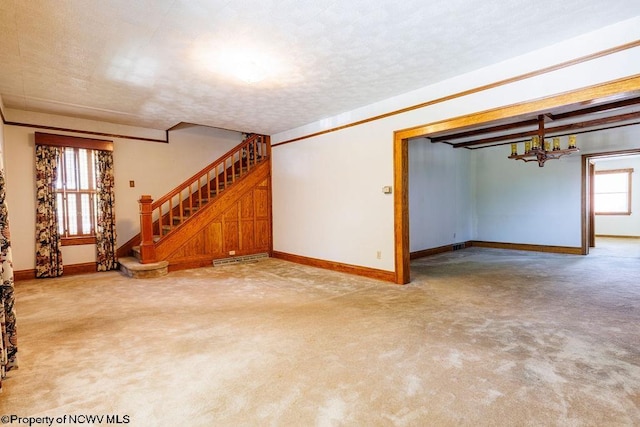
[394,79,640,284]
[583,151,640,256]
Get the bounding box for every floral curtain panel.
[0,169,18,391]
[35,145,63,278]
[95,150,117,271]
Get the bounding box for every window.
[35,132,113,247]
[35,132,117,275]
[56,147,98,244]
[594,168,633,215]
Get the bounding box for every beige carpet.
[1,243,639,426]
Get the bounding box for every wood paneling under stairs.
[155,160,272,271]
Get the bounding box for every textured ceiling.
[1,0,639,135]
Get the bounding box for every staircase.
[119,134,271,278]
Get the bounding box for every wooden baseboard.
[596,234,640,239]
[469,241,583,255]
[13,270,36,281]
[272,251,396,283]
[14,262,99,281]
[410,242,469,260]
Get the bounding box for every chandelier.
[508,115,578,167]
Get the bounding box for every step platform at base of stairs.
[119,257,169,279]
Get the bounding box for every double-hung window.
[594,168,633,215]
[56,147,98,244]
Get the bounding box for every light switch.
[129,180,135,188]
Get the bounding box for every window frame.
[56,147,98,246]
[34,132,114,246]
[594,168,633,216]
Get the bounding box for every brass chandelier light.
[508,115,578,167]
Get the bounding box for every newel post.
[138,195,157,264]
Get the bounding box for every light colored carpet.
[1,244,639,426]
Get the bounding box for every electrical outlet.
[229,250,236,256]
[376,251,381,259]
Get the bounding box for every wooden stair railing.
[137,134,270,264]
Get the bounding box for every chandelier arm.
[512,157,540,163]
[508,147,579,167]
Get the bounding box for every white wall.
[2,114,242,271]
[112,125,242,242]
[409,138,474,252]
[594,154,640,237]
[271,17,640,271]
[474,141,584,246]
[474,124,640,246]
[272,120,395,270]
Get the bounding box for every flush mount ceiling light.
[225,57,268,84]
[192,40,284,85]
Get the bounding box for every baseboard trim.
[596,234,640,239]
[13,270,36,281]
[469,241,583,255]
[272,251,396,283]
[14,262,99,281]
[410,242,470,260]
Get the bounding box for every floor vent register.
[213,253,269,266]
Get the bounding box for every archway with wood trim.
[393,76,640,285]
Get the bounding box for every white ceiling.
[1,0,639,135]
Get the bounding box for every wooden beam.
[453,110,640,148]
[452,129,539,148]
[398,74,640,140]
[464,120,640,150]
[548,96,640,120]
[548,110,640,132]
[433,97,640,145]
[429,118,539,142]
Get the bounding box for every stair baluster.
[136,134,269,264]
